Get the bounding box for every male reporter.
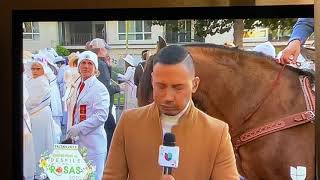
[103,45,239,180]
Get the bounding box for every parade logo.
[164,152,172,161]
[39,144,96,180]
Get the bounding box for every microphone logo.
[165,152,172,161]
[159,133,179,169]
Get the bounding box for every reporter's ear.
[192,77,200,93]
[151,72,154,88]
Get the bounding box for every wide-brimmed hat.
[122,54,137,66]
[253,41,276,58]
[54,56,65,64]
[38,48,59,64]
[90,38,111,50]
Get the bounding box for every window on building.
[118,20,152,41]
[179,20,191,42]
[23,22,40,40]
[165,20,193,43]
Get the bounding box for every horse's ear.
[157,36,167,52]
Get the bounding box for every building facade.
[23,20,233,57]
[23,22,59,52]
[23,20,313,63]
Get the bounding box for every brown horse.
[138,42,315,179]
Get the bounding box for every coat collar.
[150,100,197,137]
[76,75,97,103]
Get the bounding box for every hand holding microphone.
[158,133,179,176]
[161,175,175,180]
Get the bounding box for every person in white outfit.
[25,60,55,179]
[38,49,64,132]
[117,54,138,110]
[64,52,81,132]
[54,56,68,139]
[23,67,35,180]
[33,54,62,143]
[66,51,110,180]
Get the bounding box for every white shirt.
[160,100,190,136]
[117,66,135,84]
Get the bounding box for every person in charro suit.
[66,51,110,180]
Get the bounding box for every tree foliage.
[55,44,70,56]
[152,18,297,39]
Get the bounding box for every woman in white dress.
[23,58,35,180]
[117,54,138,110]
[33,51,63,139]
[33,54,63,143]
[25,60,55,179]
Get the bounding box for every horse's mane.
[184,43,314,83]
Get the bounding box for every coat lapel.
[76,76,95,103]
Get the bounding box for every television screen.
[13,5,317,180]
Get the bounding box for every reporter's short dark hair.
[153,45,195,75]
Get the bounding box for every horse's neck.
[195,60,306,134]
[228,67,306,133]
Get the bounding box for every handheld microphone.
[158,133,179,175]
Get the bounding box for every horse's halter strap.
[232,72,315,178]
[232,67,315,150]
[242,64,287,124]
[233,110,315,149]
[299,76,315,112]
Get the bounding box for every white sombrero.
[123,54,137,66]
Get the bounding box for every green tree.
[55,45,70,56]
[153,18,297,47]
